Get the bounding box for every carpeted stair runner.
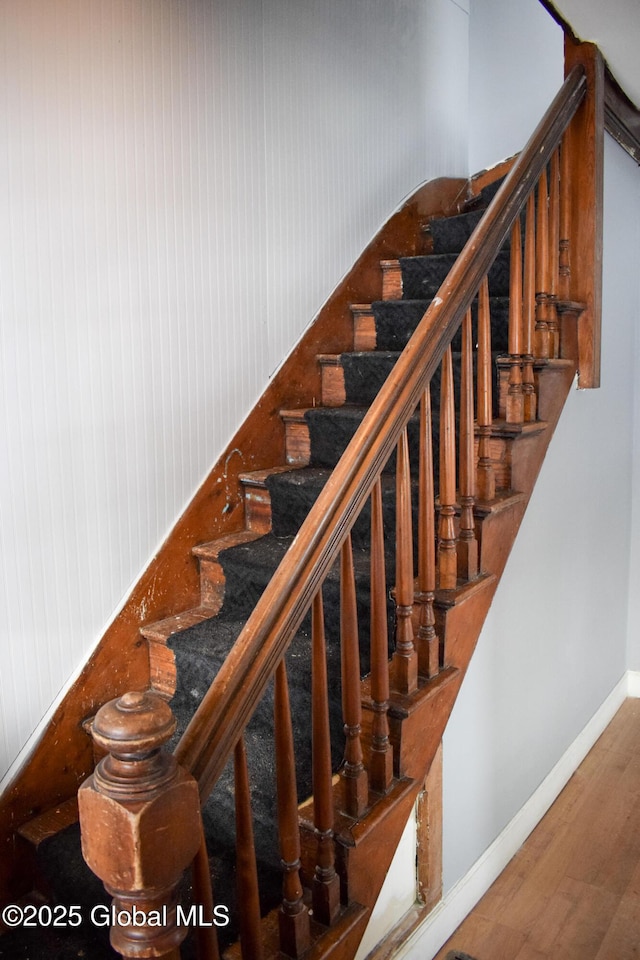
[161,184,513,947]
[5,183,513,959]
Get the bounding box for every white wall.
[0,0,470,783]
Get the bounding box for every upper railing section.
[174,54,599,799]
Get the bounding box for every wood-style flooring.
[432,697,640,960]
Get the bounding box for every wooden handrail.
[174,63,588,801]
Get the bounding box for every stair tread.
[239,465,293,487]
[192,527,263,559]
[140,605,216,643]
[362,664,460,720]
[17,796,79,847]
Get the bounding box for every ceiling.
[551,0,640,107]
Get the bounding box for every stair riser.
[351,306,376,351]
[319,359,347,407]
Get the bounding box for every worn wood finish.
[351,305,377,352]
[392,428,419,694]
[234,736,264,960]
[534,166,551,362]
[548,149,561,357]
[417,742,443,912]
[506,219,524,426]
[438,347,458,590]
[457,309,478,581]
[563,40,604,388]
[192,824,221,960]
[368,480,394,794]
[604,66,640,164]
[172,67,587,804]
[274,662,310,958]
[522,193,537,422]
[339,537,368,819]
[476,277,495,503]
[416,391,439,679]
[78,691,202,959]
[311,593,341,927]
[559,139,572,304]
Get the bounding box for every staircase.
[0,46,603,960]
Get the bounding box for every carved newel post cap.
[91,690,176,759]
[79,690,202,958]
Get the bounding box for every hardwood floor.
[433,698,640,960]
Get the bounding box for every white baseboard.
[393,672,636,960]
[626,669,640,698]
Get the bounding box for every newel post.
[78,691,203,959]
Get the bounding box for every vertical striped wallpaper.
[0,0,469,781]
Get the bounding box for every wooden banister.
[562,40,604,388]
[173,61,590,803]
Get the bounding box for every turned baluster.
[340,535,368,817]
[274,660,310,957]
[438,346,457,590]
[506,218,524,426]
[415,390,439,677]
[234,736,264,960]
[476,277,495,502]
[548,150,561,357]
[192,825,221,960]
[392,427,418,694]
[559,139,571,303]
[369,478,394,791]
[522,192,537,422]
[78,691,204,960]
[534,167,551,360]
[311,592,341,926]
[457,308,478,580]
